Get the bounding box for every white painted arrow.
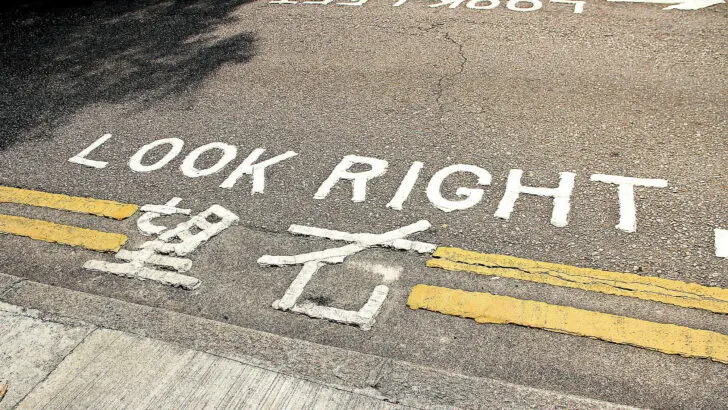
[607,0,724,10]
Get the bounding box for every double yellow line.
[2,185,725,363]
[409,285,728,364]
[429,247,728,314]
[0,186,137,252]
[411,247,728,364]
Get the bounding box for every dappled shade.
[0,0,256,149]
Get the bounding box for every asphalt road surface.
[0,0,726,408]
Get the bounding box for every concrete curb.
[0,273,631,409]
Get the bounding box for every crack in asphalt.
[435,31,467,128]
[357,21,469,128]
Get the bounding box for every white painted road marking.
[180,142,238,178]
[68,133,112,169]
[607,0,724,9]
[219,148,298,193]
[426,164,492,213]
[494,170,575,228]
[74,136,298,194]
[347,260,403,283]
[429,0,544,10]
[314,155,388,203]
[466,0,501,9]
[285,222,437,255]
[550,0,585,13]
[141,204,239,256]
[129,138,186,173]
[69,137,726,260]
[386,161,424,211]
[258,221,434,330]
[85,202,239,290]
[715,229,728,259]
[590,174,668,233]
[137,197,192,236]
[84,250,200,290]
[273,0,725,11]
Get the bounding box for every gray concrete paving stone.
[0,304,93,410]
[1,279,631,409]
[15,329,406,410]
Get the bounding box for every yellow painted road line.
[0,186,137,220]
[428,247,728,314]
[408,284,728,364]
[0,214,128,252]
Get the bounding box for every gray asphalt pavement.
[0,0,726,408]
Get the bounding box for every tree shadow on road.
[0,0,256,149]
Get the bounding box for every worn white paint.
[262,221,433,265]
[607,0,724,9]
[290,285,389,330]
[86,203,238,290]
[260,221,434,330]
[314,155,388,203]
[259,243,359,266]
[116,249,192,272]
[429,0,543,8]
[272,262,389,330]
[386,161,424,211]
[347,260,402,283]
[137,197,191,236]
[467,0,500,9]
[550,0,585,12]
[68,134,112,169]
[663,0,724,9]
[293,220,435,252]
[84,260,200,289]
[84,249,200,290]
[286,224,437,254]
[180,142,237,178]
[430,0,466,7]
[219,149,298,194]
[128,138,185,173]
[299,0,371,6]
[273,261,323,310]
[590,174,668,233]
[715,229,728,259]
[506,0,543,10]
[426,164,492,213]
[140,199,192,216]
[494,170,575,227]
[144,204,239,256]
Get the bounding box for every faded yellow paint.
[408,284,728,364]
[428,247,728,314]
[0,186,137,220]
[0,214,128,252]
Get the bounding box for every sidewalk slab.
[0,304,93,409]
[16,328,403,410]
[1,278,632,409]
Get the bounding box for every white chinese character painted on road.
[84,200,238,290]
[136,197,191,236]
[258,220,436,330]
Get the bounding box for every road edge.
[0,273,632,409]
